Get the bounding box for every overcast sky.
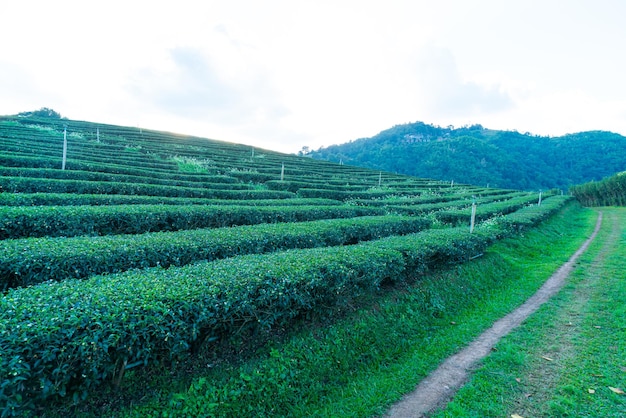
[2,0,625,153]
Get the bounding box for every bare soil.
[385,212,604,418]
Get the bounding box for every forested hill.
[304,122,626,191]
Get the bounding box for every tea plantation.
[0,115,571,415]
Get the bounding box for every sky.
[2,0,626,154]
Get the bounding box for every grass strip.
[432,207,626,417]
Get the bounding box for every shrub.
[0,215,431,290]
[0,193,570,414]
[0,204,383,239]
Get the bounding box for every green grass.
[40,203,599,417]
[433,207,626,417]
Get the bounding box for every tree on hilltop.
[18,107,64,119]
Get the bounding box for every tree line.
[304,122,626,191]
[570,171,626,207]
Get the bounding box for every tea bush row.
[0,153,236,184]
[265,180,372,193]
[0,204,383,239]
[384,191,526,216]
[495,195,573,232]
[0,192,340,207]
[0,226,491,414]
[0,215,431,290]
[0,187,572,414]
[0,167,250,190]
[296,188,424,201]
[435,192,550,224]
[0,176,294,200]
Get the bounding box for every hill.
[0,111,575,415]
[304,122,626,191]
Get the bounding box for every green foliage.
[0,215,431,290]
[17,107,63,119]
[0,176,295,200]
[0,192,341,207]
[121,201,593,418]
[296,188,425,200]
[306,122,626,191]
[434,192,555,225]
[495,195,574,232]
[0,113,580,415]
[433,208,626,417]
[0,204,381,239]
[0,243,404,412]
[570,171,626,206]
[0,166,249,190]
[0,196,573,414]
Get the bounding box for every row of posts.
[58,129,544,229]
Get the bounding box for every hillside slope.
[305,122,626,191]
[0,112,575,415]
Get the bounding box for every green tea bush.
[297,188,419,201]
[0,192,341,207]
[0,153,61,169]
[495,195,573,233]
[0,215,431,289]
[0,244,405,414]
[0,204,382,239]
[265,180,368,193]
[0,167,247,190]
[435,192,549,225]
[0,176,295,200]
[0,225,502,413]
[0,153,240,184]
[367,227,494,278]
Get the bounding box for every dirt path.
[385,212,604,418]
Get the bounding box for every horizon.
[2,1,626,153]
[6,108,622,155]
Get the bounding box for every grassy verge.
[42,203,597,417]
[433,207,626,417]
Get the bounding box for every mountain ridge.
[304,122,626,191]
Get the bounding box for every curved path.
[385,212,604,418]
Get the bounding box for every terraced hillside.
[0,115,571,415]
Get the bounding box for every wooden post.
[280,163,285,181]
[470,199,477,233]
[96,127,100,143]
[379,171,382,187]
[538,191,542,206]
[62,125,68,170]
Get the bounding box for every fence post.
[470,197,477,233]
[62,124,68,170]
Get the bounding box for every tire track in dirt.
[385,212,604,418]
